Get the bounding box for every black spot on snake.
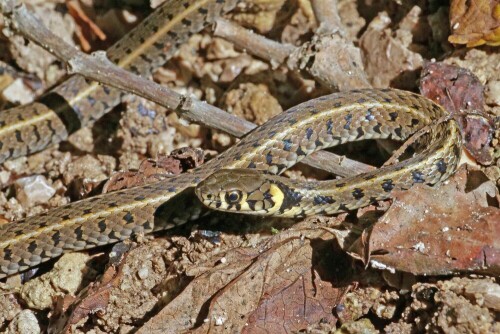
[338,203,350,211]
[248,161,256,169]
[275,182,303,213]
[436,159,447,174]
[333,102,342,108]
[356,127,365,139]
[15,130,22,143]
[394,127,403,138]
[384,97,392,103]
[453,144,461,159]
[283,139,293,151]
[381,179,394,192]
[326,119,333,135]
[389,112,398,121]
[247,200,257,211]
[143,220,153,231]
[411,118,420,127]
[336,182,346,188]
[3,248,12,261]
[306,128,313,139]
[373,123,382,134]
[266,153,273,164]
[412,170,425,183]
[352,188,364,199]
[98,220,107,232]
[167,186,176,192]
[83,209,92,215]
[182,18,192,26]
[313,195,336,205]
[363,174,375,181]
[365,108,375,121]
[134,195,146,201]
[357,98,367,103]
[344,114,353,130]
[52,231,61,244]
[198,7,208,14]
[33,127,41,142]
[28,241,37,254]
[75,226,84,240]
[296,146,306,156]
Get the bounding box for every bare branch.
[214,18,295,69]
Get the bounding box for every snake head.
[195,169,290,215]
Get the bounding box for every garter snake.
[195,119,460,217]
[0,88,462,278]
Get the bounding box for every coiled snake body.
[0,1,462,278]
[0,89,461,277]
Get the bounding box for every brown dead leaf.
[66,0,107,52]
[448,0,500,47]
[137,228,353,333]
[103,148,204,192]
[363,165,500,276]
[420,62,494,165]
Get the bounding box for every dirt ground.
[0,0,499,333]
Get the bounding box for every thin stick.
[214,18,295,68]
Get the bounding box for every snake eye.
[225,190,242,204]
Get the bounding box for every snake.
[195,117,460,217]
[0,1,462,278]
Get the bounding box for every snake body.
[0,88,461,278]
[195,119,460,217]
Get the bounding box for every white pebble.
[15,175,56,207]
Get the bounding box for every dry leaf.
[364,165,500,276]
[420,62,494,165]
[449,0,500,47]
[138,229,353,333]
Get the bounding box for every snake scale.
[0,1,462,278]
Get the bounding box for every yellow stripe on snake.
[0,1,462,278]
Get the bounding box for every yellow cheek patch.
[267,183,285,214]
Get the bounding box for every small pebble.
[138,267,149,279]
[14,175,55,207]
